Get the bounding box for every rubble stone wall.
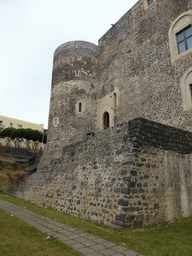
[14,118,192,228]
[97,0,192,131]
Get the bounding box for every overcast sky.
[0,0,138,129]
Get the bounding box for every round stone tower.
[42,41,100,166]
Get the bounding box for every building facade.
[0,115,43,131]
[14,0,192,228]
[40,0,192,165]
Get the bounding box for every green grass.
[1,194,192,256]
[0,206,82,255]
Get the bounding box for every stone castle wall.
[40,0,192,168]
[43,41,100,165]
[14,0,192,228]
[97,0,192,130]
[14,118,192,228]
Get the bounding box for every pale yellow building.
[0,115,43,131]
[0,115,44,149]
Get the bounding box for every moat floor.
[0,200,144,256]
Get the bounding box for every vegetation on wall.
[0,159,26,193]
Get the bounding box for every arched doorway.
[103,112,110,129]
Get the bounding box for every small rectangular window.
[0,121,2,127]
[177,25,192,54]
[9,123,13,128]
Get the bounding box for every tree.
[0,128,47,148]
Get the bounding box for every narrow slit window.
[176,25,192,54]
[113,93,117,109]
[190,84,192,99]
[79,102,82,112]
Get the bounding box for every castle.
[15,0,192,228]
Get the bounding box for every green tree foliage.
[0,128,47,143]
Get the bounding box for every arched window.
[103,112,110,129]
[176,25,192,54]
[169,10,192,62]
[180,67,192,111]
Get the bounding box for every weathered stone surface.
[14,120,192,228]
[38,0,192,168]
[13,0,192,229]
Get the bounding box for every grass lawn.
[0,206,82,255]
[0,194,192,256]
